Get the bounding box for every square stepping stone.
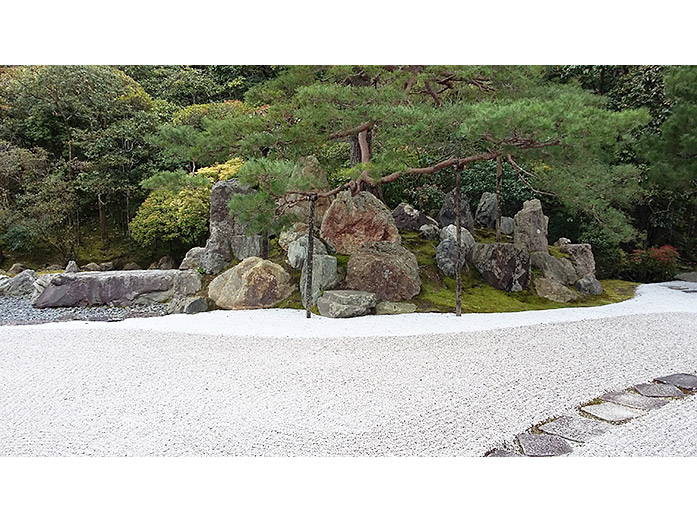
[634,382,684,398]
[538,415,609,443]
[486,449,523,457]
[656,373,697,391]
[600,391,668,410]
[517,433,572,457]
[581,402,644,422]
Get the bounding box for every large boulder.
[530,251,577,286]
[392,202,437,232]
[0,269,38,297]
[207,257,293,309]
[31,270,201,308]
[320,191,400,255]
[513,199,549,252]
[283,156,333,228]
[344,241,421,301]
[317,290,377,318]
[575,274,603,296]
[438,188,475,232]
[533,277,579,303]
[287,235,327,270]
[475,192,497,229]
[560,243,596,279]
[300,254,338,307]
[470,243,531,292]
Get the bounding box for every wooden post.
[305,193,317,319]
[495,155,503,242]
[455,163,463,317]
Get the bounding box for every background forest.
[0,65,695,282]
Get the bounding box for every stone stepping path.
[486,371,697,457]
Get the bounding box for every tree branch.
[329,121,374,140]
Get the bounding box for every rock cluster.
[180,179,263,274]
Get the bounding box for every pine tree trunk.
[455,164,462,317]
[495,156,503,243]
[305,194,317,319]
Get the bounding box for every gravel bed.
[0,296,169,326]
[2,311,697,456]
[574,394,697,456]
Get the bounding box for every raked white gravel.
[1,281,697,456]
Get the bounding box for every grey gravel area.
[0,296,168,326]
[2,312,697,456]
[575,394,697,456]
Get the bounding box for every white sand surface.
[1,281,696,456]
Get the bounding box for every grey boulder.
[392,202,437,232]
[475,192,497,229]
[438,188,474,232]
[500,216,514,235]
[31,270,201,308]
[418,223,440,241]
[530,251,577,286]
[167,296,209,315]
[317,290,377,318]
[513,199,549,252]
[287,235,327,270]
[64,260,79,273]
[533,277,578,303]
[300,254,338,307]
[469,243,531,292]
[0,269,38,297]
[574,274,603,296]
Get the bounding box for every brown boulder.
[320,191,400,255]
[344,241,421,301]
[207,257,294,309]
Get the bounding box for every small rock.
[517,433,572,457]
[167,296,208,314]
[156,255,176,270]
[634,382,685,398]
[438,188,475,231]
[376,302,417,315]
[392,202,437,232]
[123,262,142,271]
[574,274,603,296]
[278,223,309,252]
[555,237,571,248]
[655,373,697,391]
[99,262,114,271]
[81,263,101,272]
[419,223,440,241]
[7,263,25,276]
[45,264,63,271]
[64,260,79,273]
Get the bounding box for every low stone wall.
[31,270,201,308]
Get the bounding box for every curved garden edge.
[6,280,697,339]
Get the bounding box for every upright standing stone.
[300,254,338,307]
[475,192,497,229]
[513,199,549,252]
[438,188,475,232]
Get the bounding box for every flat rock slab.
[675,272,697,282]
[538,415,609,443]
[634,382,685,398]
[656,373,697,391]
[517,433,572,457]
[581,402,645,422]
[600,391,668,410]
[486,449,523,457]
